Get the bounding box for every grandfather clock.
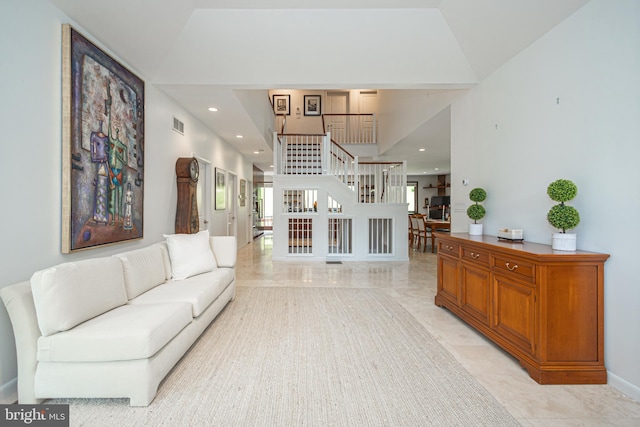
[175,157,199,234]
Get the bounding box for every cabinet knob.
[470,252,480,259]
[505,262,519,271]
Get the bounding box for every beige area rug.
[52,287,520,426]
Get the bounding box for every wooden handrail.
[331,140,354,158]
[277,133,325,137]
[358,161,404,165]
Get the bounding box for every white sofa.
[0,231,236,406]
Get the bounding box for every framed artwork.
[272,94,290,115]
[304,95,322,116]
[61,25,145,253]
[215,168,226,210]
[239,179,246,207]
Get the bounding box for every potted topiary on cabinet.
[547,179,580,251]
[467,187,486,236]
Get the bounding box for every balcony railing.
[322,114,377,145]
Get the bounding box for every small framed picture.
[304,95,322,116]
[272,94,290,115]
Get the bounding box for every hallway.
[235,233,640,426]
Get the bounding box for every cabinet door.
[437,255,459,305]
[492,274,536,356]
[460,262,491,325]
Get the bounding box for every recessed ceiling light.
[236,135,243,139]
[270,165,274,168]
[419,148,426,152]
[435,168,439,171]
[208,107,218,112]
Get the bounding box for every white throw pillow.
[31,257,128,337]
[163,231,217,280]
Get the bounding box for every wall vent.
[172,117,184,135]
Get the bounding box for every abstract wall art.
[61,25,145,253]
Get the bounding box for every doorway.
[194,156,211,231]
[326,91,349,143]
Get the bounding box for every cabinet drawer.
[461,247,490,266]
[492,255,535,282]
[438,240,460,257]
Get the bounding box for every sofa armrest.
[209,236,237,268]
[0,281,43,404]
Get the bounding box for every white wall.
[450,0,640,400]
[0,0,252,402]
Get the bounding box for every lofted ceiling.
[49,0,589,175]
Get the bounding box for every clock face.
[190,160,199,181]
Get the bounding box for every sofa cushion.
[31,257,128,337]
[129,269,234,317]
[36,302,192,362]
[164,231,217,280]
[115,245,167,299]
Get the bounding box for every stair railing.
[276,133,324,175]
[357,161,407,204]
[275,131,405,205]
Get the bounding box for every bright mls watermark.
[1,405,69,426]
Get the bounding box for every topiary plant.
[467,187,486,224]
[546,179,580,233]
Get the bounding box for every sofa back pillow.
[155,242,173,281]
[210,236,237,268]
[163,230,217,280]
[115,245,167,299]
[31,257,128,337]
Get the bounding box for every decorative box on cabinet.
[434,232,609,384]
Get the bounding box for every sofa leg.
[129,389,156,407]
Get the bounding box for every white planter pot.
[552,233,577,251]
[469,223,483,236]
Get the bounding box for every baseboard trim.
[0,377,18,404]
[608,371,640,403]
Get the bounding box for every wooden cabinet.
[434,232,609,384]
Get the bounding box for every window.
[407,182,418,213]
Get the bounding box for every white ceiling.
[49,0,589,175]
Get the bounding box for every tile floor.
[236,233,640,426]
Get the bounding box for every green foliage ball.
[469,188,487,203]
[547,179,577,203]
[547,204,580,232]
[467,204,486,222]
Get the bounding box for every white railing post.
[354,156,359,204]
[402,161,407,203]
[273,131,280,175]
[323,132,330,175]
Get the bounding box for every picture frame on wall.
[272,94,290,115]
[215,168,226,210]
[61,24,145,253]
[304,95,322,116]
